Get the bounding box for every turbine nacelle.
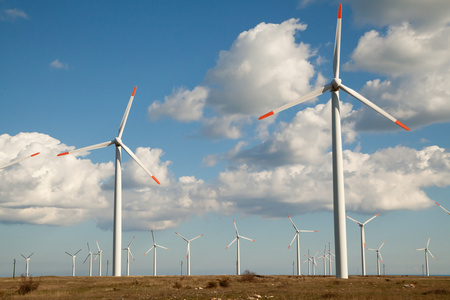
[331,78,342,91]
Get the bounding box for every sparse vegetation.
[17,275,39,295]
[240,270,257,282]
[0,275,447,299]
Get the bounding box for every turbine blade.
[156,244,169,250]
[427,237,431,248]
[339,83,410,131]
[226,238,237,249]
[287,214,299,232]
[288,233,298,249]
[128,236,136,248]
[258,85,331,120]
[379,241,385,250]
[83,254,90,263]
[379,252,384,263]
[415,248,425,251]
[175,232,188,242]
[96,241,101,252]
[363,213,380,225]
[118,86,137,139]
[240,236,255,242]
[21,254,26,259]
[233,219,239,236]
[28,253,34,258]
[65,252,72,256]
[74,249,82,255]
[190,234,204,241]
[87,242,90,252]
[346,215,362,225]
[144,246,155,255]
[129,249,135,261]
[299,230,318,233]
[151,230,155,244]
[428,249,436,261]
[57,141,113,157]
[436,202,450,215]
[333,4,342,78]
[118,141,160,185]
[0,152,40,170]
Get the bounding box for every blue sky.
[1,0,450,277]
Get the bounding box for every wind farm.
[1,2,450,298]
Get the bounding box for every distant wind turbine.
[328,242,335,276]
[144,230,169,276]
[287,214,317,276]
[83,243,94,276]
[0,152,40,170]
[57,86,161,277]
[366,242,385,276]
[225,219,255,275]
[175,232,204,276]
[95,241,103,276]
[436,202,450,215]
[318,245,328,276]
[65,249,81,277]
[21,253,34,277]
[346,213,379,276]
[415,237,436,276]
[123,236,136,276]
[258,4,409,279]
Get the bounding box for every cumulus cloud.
[1,9,28,21]
[50,59,69,70]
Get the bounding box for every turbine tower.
[57,86,161,276]
[123,236,135,276]
[258,4,409,279]
[225,219,255,275]
[0,152,40,170]
[21,253,33,277]
[436,202,450,215]
[144,230,169,276]
[95,241,103,276]
[175,232,204,276]
[65,249,81,277]
[366,241,385,276]
[83,243,94,276]
[287,214,317,276]
[346,213,379,276]
[415,237,436,276]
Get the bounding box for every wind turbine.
[366,241,385,276]
[123,236,135,276]
[346,213,379,276]
[258,4,409,279]
[175,232,204,276]
[144,230,169,276]
[415,237,436,276]
[318,245,328,276]
[287,214,317,276]
[0,152,40,170]
[65,249,81,277]
[57,86,161,277]
[328,242,335,276]
[83,243,94,276]
[225,219,255,275]
[21,253,33,277]
[436,202,450,215]
[95,241,103,276]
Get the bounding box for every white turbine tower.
[95,241,103,276]
[57,86,161,277]
[318,245,328,276]
[83,243,94,276]
[21,253,33,277]
[225,219,255,275]
[287,214,317,276]
[415,237,436,276]
[65,249,81,277]
[0,152,40,170]
[436,202,450,215]
[366,241,385,276]
[175,232,204,276]
[346,213,379,276]
[144,230,169,276]
[123,236,135,276]
[258,4,409,279]
[328,242,335,276]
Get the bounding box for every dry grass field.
[0,273,449,299]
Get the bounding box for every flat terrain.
[1,274,449,299]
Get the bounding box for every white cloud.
[1,9,28,21]
[50,59,69,70]
[148,86,208,122]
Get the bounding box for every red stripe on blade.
[152,175,160,185]
[395,120,410,131]
[258,111,274,120]
[132,86,137,96]
[338,4,342,19]
[57,152,69,156]
[31,152,40,157]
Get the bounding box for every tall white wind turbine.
[144,230,169,276]
[123,236,135,276]
[258,4,410,279]
[57,86,161,277]
[366,241,385,276]
[346,213,379,276]
[65,249,81,277]
[83,243,94,276]
[225,219,255,275]
[0,152,40,170]
[95,241,103,276]
[415,237,436,276]
[175,232,204,276]
[287,214,317,276]
[436,202,450,215]
[21,253,34,277]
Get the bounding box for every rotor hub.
[331,78,342,91]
